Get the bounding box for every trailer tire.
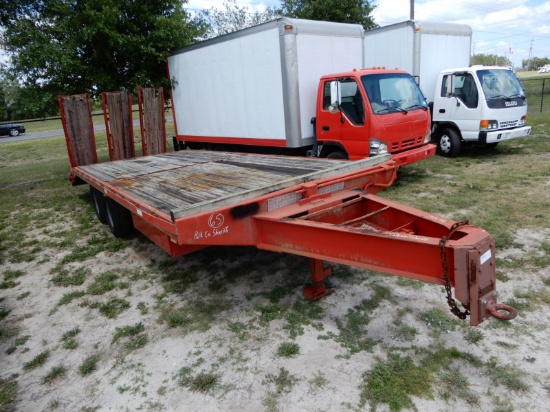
[90,186,107,224]
[105,198,134,238]
[437,128,461,157]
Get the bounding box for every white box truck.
[167,18,436,165]
[364,20,531,156]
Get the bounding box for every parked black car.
[0,123,26,137]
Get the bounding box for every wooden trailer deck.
[76,151,392,221]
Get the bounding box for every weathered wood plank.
[104,91,135,160]
[76,151,392,220]
[60,95,97,168]
[139,87,166,156]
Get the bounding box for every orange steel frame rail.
[72,158,515,326]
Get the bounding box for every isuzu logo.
[505,101,518,107]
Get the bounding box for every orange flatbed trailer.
[69,150,515,326]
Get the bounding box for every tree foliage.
[522,56,550,71]
[279,0,377,30]
[471,53,512,68]
[201,0,279,39]
[0,0,206,117]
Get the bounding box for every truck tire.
[437,128,461,157]
[326,150,348,159]
[90,186,107,224]
[105,198,134,238]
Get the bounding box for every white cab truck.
[167,18,435,165]
[364,20,531,157]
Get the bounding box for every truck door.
[434,73,481,140]
[317,78,369,158]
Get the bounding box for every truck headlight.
[370,139,388,156]
[423,131,431,144]
[519,116,527,126]
[480,120,498,131]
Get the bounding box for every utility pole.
[528,38,533,71]
[410,0,414,20]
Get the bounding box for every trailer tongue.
[69,149,515,326]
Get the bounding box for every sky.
[1,0,549,69]
[186,0,550,68]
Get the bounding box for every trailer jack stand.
[304,259,334,300]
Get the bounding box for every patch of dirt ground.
[1,221,549,412]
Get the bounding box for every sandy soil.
[1,218,549,411]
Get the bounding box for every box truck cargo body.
[168,18,435,163]
[364,20,531,156]
[169,19,364,148]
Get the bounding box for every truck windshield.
[361,73,427,114]
[476,69,525,101]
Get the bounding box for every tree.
[522,56,550,71]
[471,53,512,67]
[201,0,279,39]
[0,0,207,117]
[278,0,377,30]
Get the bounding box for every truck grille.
[500,120,518,129]
[391,136,423,151]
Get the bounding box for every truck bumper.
[480,126,532,144]
[391,144,437,167]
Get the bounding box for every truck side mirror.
[329,81,341,114]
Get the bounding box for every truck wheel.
[90,186,107,224]
[437,128,461,157]
[105,198,134,238]
[326,151,348,159]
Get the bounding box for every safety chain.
[439,220,471,319]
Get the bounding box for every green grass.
[5,336,30,355]
[61,327,81,349]
[0,110,547,411]
[437,366,479,405]
[0,269,26,289]
[51,267,89,286]
[360,353,434,412]
[175,367,220,393]
[79,355,100,376]
[382,123,550,258]
[112,322,148,353]
[484,357,529,392]
[86,271,120,295]
[318,305,377,356]
[0,113,176,187]
[160,298,231,333]
[276,342,300,358]
[419,308,460,333]
[283,301,324,339]
[263,367,298,395]
[23,350,50,371]
[0,375,18,410]
[112,323,145,344]
[94,297,130,319]
[42,365,67,385]
[50,290,86,314]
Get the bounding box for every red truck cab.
[315,68,436,164]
